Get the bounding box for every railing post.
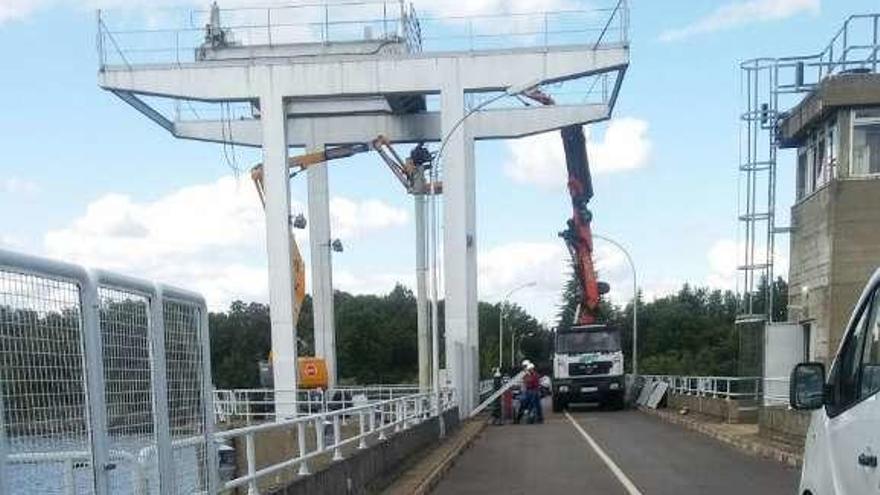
[332,415,343,461]
[81,272,111,495]
[315,417,325,453]
[245,433,258,495]
[378,405,387,441]
[63,459,76,495]
[874,16,878,72]
[198,302,220,495]
[297,421,310,476]
[267,8,272,46]
[544,12,549,47]
[358,411,367,449]
[0,367,7,495]
[147,286,175,494]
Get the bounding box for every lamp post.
[593,233,639,375]
[499,282,537,371]
[427,78,545,415]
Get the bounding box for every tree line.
[209,275,787,388]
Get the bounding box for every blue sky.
[0,0,873,323]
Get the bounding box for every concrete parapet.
[759,406,810,445]
[667,393,758,424]
[267,409,461,495]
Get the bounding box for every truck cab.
[790,268,880,495]
[552,324,625,411]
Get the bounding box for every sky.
[0,0,874,324]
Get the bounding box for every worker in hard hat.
[524,363,544,424]
[516,360,538,423]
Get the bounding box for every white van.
[790,268,880,495]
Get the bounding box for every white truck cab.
[790,268,880,495]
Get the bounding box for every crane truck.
[523,89,625,412]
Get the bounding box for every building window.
[796,120,837,200]
[853,121,880,176]
[797,151,807,199]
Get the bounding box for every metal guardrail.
[762,377,791,407]
[213,386,423,424]
[215,390,455,494]
[96,0,629,68]
[0,249,216,495]
[640,375,763,401]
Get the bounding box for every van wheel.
[552,397,563,413]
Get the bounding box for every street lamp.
[499,282,537,371]
[593,233,639,375]
[427,78,546,417]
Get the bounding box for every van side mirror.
[790,362,826,410]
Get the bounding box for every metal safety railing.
[213,385,422,425]
[96,0,628,69]
[0,249,217,495]
[640,375,763,401]
[762,377,791,407]
[215,389,455,494]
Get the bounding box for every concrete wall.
[789,177,880,364]
[759,406,810,445]
[667,394,758,424]
[269,409,461,495]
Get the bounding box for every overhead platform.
[97,1,631,417]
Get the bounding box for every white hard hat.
[521,359,531,368]
[527,363,535,370]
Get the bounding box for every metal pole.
[81,272,111,495]
[593,234,638,375]
[499,282,535,372]
[498,303,504,371]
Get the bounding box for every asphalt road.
[433,403,799,495]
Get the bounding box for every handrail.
[640,375,763,400]
[215,390,455,492]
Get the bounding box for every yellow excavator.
[252,136,439,389]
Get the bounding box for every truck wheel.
[552,396,563,413]
[610,394,625,411]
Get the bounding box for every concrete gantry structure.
[97,2,629,416]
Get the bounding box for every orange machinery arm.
[250,143,370,321]
[523,89,602,325]
[250,138,440,321]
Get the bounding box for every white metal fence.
[640,375,763,401]
[215,389,455,494]
[0,249,216,495]
[212,385,422,425]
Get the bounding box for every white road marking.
[564,411,644,495]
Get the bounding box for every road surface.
[434,403,799,494]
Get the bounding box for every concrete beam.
[172,104,611,147]
[305,142,337,389]
[260,92,299,417]
[98,45,628,100]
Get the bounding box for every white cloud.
[335,269,413,295]
[0,0,49,23]
[704,238,788,291]
[1,177,39,195]
[504,118,651,190]
[415,0,572,17]
[44,175,408,309]
[329,197,408,239]
[660,0,820,42]
[706,239,739,290]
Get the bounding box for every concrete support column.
[441,69,479,416]
[260,89,298,416]
[307,141,337,388]
[414,193,432,390]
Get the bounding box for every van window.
[828,288,875,412]
[859,292,880,399]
